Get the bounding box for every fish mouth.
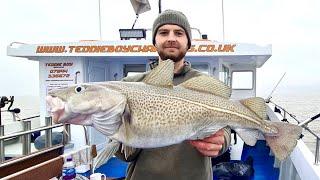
[46,96,66,123]
[46,96,92,125]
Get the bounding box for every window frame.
[231,70,254,90]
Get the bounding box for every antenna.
[98,0,102,40]
[159,0,162,14]
[131,14,139,29]
[266,72,286,102]
[221,0,225,42]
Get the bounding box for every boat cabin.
[7,39,271,149]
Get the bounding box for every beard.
[157,48,187,62]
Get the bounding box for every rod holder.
[11,112,16,121]
[22,120,31,155]
[0,125,4,163]
[83,126,89,146]
[63,124,71,145]
[45,117,52,148]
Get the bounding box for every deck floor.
[241,140,279,180]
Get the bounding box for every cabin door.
[87,60,109,82]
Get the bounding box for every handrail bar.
[267,100,320,139]
[303,126,320,140]
[21,115,40,121]
[266,99,320,165]
[267,99,300,122]
[0,124,64,141]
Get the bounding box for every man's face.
[154,24,189,62]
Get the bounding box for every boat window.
[123,64,146,77]
[192,64,209,75]
[219,65,230,86]
[232,71,253,89]
[126,72,143,77]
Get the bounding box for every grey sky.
[0,0,319,96]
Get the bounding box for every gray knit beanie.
[152,9,192,49]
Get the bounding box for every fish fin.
[143,60,174,88]
[123,104,132,124]
[264,121,302,161]
[92,98,126,136]
[240,97,267,119]
[121,145,137,160]
[93,113,122,136]
[234,128,261,146]
[93,140,120,170]
[179,75,231,98]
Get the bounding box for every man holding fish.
[115,9,231,180]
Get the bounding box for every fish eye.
[74,85,85,93]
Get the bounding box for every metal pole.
[63,124,71,145]
[0,108,2,126]
[98,0,102,40]
[12,112,16,121]
[75,71,80,84]
[221,0,225,42]
[0,125,4,163]
[45,117,52,148]
[158,0,162,14]
[22,121,31,155]
[83,126,89,146]
[315,137,319,165]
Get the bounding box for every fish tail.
[264,121,302,161]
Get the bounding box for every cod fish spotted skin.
[46,60,302,163]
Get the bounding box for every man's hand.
[189,129,225,157]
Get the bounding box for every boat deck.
[241,140,279,180]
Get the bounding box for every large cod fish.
[47,60,302,166]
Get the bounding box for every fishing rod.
[265,72,286,103]
[299,113,320,127]
[265,72,320,126]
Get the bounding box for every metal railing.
[266,99,320,165]
[0,116,71,164]
[0,126,4,162]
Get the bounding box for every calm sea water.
[1,92,320,154]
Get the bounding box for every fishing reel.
[0,96,20,114]
[0,96,9,108]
